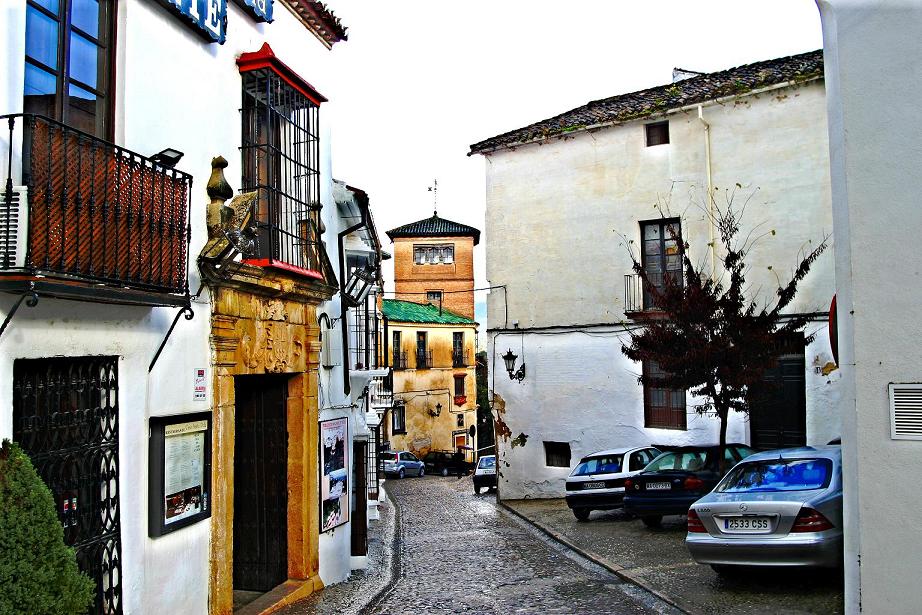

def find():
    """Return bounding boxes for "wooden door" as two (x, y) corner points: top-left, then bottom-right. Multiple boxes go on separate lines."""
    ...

(351, 441), (368, 557)
(749, 343), (807, 450)
(233, 375), (289, 592)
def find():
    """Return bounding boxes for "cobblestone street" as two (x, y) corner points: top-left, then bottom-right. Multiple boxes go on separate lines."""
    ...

(366, 476), (681, 615)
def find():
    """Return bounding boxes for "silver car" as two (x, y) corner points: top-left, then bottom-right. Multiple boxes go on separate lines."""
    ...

(686, 446), (842, 573)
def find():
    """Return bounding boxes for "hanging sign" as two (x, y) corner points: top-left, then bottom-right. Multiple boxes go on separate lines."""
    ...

(154, 0), (227, 44)
(233, 0), (273, 22)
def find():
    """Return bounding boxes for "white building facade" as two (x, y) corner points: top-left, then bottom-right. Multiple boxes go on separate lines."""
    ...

(0, 1), (384, 613)
(471, 50), (842, 500)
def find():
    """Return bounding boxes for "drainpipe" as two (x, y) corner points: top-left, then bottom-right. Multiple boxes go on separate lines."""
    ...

(338, 199), (371, 397)
(698, 105), (717, 281)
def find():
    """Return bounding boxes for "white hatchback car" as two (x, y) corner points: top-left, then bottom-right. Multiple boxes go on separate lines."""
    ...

(565, 446), (661, 521)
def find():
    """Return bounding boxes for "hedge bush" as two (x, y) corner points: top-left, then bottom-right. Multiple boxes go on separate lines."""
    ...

(0, 439), (95, 615)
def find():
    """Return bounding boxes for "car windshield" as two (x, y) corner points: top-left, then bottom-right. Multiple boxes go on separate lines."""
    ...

(571, 454), (623, 476)
(478, 456), (496, 469)
(380, 452), (396, 462)
(645, 451), (708, 472)
(717, 458), (834, 492)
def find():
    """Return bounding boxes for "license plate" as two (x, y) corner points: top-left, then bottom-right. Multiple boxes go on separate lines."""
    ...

(481, 469), (495, 475)
(647, 482), (671, 490)
(724, 516), (771, 532)
(583, 481), (607, 490)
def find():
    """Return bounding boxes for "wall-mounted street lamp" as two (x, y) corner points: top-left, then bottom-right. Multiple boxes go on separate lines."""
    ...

(428, 402), (443, 417)
(502, 349), (526, 382)
(343, 264), (376, 307)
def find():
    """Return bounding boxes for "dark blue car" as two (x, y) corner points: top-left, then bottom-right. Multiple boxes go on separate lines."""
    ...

(623, 444), (755, 528)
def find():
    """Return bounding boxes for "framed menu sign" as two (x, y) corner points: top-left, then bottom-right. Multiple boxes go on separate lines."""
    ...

(149, 412), (213, 537)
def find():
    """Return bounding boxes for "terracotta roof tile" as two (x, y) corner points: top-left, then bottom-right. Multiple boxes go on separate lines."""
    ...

(469, 49), (823, 155)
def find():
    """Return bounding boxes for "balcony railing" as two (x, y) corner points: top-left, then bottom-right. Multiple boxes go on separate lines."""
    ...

(452, 350), (470, 368)
(393, 351), (408, 370)
(1, 114), (191, 304)
(415, 349), (433, 369)
(368, 374), (392, 409)
(624, 273), (645, 314)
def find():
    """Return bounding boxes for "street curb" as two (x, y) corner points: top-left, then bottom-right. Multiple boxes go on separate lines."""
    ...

(358, 483), (402, 615)
(499, 501), (702, 615)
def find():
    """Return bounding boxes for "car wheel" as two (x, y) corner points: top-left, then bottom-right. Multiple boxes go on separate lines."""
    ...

(440, 467), (449, 477)
(641, 515), (662, 528)
(398, 468), (405, 479)
(474, 485), (482, 494)
(418, 466), (425, 477)
(573, 508), (591, 522)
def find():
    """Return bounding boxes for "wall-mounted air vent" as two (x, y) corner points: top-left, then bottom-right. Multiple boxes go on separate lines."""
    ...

(889, 383), (922, 440)
(0, 186), (28, 269)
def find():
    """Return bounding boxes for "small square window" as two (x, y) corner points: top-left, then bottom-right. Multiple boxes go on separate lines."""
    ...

(426, 290), (442, 303)
(645, 121), (670, 147)
(456, 413), (464, 428)
(544, 441), (571, 467)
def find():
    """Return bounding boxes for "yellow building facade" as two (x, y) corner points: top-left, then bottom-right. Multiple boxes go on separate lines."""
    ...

(383, 302), (478, 459)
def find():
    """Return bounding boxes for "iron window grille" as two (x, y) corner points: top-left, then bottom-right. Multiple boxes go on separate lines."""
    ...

(240, 66), (322, 277)
(413, 244), (453, 265)
(415, 349), (433, 370)
(393, 350), (408, 370)
(392, 404), (406, 435)
(349, 289), (380, 370)
(13, 356), (122, 614)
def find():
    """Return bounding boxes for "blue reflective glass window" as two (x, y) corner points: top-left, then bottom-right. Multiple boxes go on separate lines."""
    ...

(26, 6), (59, 69)
(24, 63), (57, 96)
(32, 0), (60, 12)
(69, 31), (98, 88)
(68, 82), (96, 102)
(71, 0), (99, 38)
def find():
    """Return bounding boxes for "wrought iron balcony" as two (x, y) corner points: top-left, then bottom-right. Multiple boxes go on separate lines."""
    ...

(415, 349), (433, 369)
(392, 351), (408, 370)
(349, 293), (381, 370)
(624, 273), (645, 315)
(452, 350), (471, 368)
(0, 114), (191, 305)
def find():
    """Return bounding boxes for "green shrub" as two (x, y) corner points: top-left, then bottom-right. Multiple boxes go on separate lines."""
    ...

(0, 439), (95, 615)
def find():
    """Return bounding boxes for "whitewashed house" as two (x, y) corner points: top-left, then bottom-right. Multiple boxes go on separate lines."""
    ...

(470, 50), (841, 500)
(0, 1), (387, 613)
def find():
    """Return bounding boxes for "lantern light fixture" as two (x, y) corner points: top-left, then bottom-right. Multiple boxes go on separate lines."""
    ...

(343, 264), (376, 307)
(502, 349), (525, 382)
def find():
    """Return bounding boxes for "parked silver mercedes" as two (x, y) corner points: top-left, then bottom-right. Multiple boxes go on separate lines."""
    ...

(686, 446), (842, 573)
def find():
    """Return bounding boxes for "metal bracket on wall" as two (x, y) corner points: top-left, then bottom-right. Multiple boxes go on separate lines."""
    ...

(0, 285), (39, 341)
(149, 304), (195, 372)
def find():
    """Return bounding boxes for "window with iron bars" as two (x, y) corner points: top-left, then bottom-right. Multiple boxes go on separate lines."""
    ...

(240, 67), (322, 276)
(349, 289), (380, 370)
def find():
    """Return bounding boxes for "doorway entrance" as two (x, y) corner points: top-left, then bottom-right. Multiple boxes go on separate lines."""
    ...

(749, 336), (807, 450)
(233, 374), (290, 592)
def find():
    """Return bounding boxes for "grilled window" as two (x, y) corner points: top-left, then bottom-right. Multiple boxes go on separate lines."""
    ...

(643, 359), (687, 429)
(414, 244), (453, 265)
(645, 121), (669, 146)
(544, 441), (571, 467)
(640, 219), (683, 309)
(24, 0), (114, 138)
(241, 65), (321, 276)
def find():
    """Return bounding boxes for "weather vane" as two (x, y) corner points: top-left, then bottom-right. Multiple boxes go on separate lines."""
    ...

(428, 179), (438, 216)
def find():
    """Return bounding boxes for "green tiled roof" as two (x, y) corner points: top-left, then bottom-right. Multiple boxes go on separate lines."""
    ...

(382, 299), (475, 325)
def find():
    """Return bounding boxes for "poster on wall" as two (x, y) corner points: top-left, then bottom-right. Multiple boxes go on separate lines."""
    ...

(320, 418), (349, 532)
(149, 413), (212, 537)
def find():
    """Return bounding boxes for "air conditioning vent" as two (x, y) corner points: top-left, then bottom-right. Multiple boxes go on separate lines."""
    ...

(889, 383), (922, 440)
(0, 185), (28, 269)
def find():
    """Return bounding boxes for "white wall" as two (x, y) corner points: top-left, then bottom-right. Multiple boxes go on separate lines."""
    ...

(0, 0), (356, 611)
(816, 2), (922, 612)
(483, 77), (839, 500)
(489, 330), (839, 500)
(485, 80), (833, 330)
